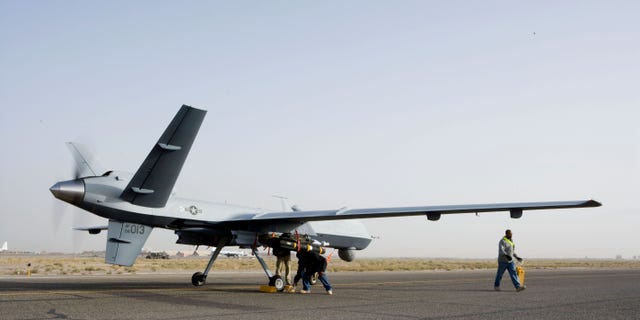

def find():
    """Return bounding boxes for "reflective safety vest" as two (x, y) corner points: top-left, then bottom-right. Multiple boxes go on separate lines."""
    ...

(503, 236), (515, 250)
(498, 236), (516, 263)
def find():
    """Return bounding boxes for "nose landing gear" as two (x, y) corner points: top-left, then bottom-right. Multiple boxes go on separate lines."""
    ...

(191, 242), (225, 287)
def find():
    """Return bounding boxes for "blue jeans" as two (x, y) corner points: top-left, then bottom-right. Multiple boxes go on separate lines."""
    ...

(302, 270), (333, 292)
(494, 261), (521, 288)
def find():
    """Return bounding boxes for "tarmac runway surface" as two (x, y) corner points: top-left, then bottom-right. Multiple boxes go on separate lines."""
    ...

(1, 268), (638, 320)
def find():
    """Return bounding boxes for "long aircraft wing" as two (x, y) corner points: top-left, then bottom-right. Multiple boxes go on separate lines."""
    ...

(120, 105), (207, 208)
(225, 199), (600, 224)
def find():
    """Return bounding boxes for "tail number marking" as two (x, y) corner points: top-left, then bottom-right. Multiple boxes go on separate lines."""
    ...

(124, 223), (145, 235)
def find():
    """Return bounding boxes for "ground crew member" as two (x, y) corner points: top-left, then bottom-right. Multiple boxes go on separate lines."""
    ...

(292, 250), (305, 290)
(300, 250), (333, 295)
(273, 245), (292, 286)
(494, 229), (526, 292)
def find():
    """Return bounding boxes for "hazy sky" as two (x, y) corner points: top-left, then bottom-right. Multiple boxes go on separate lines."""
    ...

(1, 1), (638, 259)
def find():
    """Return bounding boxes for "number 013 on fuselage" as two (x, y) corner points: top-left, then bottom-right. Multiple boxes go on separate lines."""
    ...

(49, 105), (601, 291)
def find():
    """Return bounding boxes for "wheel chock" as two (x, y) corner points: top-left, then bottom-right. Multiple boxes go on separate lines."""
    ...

(259, 285), (278, 293)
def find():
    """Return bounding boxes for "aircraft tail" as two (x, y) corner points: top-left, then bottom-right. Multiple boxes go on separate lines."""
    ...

(105, 220), (153, 266)
(120, 105), (207, 208)
(0, 241), (7, 251)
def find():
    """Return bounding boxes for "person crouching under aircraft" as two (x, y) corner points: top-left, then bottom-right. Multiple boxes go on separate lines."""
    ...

(299, 250), (333, 295)
(293, 250), (305, 290)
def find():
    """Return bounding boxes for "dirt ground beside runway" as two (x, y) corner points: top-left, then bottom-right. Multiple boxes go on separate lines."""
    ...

(2, 253), (639, 277)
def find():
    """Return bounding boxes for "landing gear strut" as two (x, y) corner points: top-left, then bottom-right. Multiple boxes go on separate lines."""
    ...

(191, 242), (225, 287)
(252, 247), (286, 292)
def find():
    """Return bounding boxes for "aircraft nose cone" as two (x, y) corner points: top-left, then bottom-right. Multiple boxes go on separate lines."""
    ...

(50, 179), (85, 205)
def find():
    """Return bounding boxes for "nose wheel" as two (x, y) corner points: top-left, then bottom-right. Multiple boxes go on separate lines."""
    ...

(192, 272), (206, 286)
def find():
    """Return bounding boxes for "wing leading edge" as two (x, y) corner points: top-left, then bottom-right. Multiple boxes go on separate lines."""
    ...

(228, 199), (601, 224)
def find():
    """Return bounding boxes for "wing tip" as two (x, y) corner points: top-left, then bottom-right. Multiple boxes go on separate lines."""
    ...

(584, 199), (602, 207)
(181, 104), (208, 113)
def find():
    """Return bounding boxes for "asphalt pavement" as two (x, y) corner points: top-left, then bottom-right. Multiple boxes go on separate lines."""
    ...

(1, 268), (639, 320)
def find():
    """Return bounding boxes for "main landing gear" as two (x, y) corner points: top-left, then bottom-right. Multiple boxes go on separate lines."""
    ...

(251, 247), (286, 292)
(190, 244), (285, 291)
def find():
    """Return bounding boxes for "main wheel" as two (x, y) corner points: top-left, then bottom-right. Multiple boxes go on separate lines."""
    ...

(191, 272), (207, 286)
(270, 275), (285, 292)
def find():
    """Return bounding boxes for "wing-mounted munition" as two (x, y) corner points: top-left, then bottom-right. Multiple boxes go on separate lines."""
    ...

(50, 104), (602, 292)
(259, 233), (330, 255)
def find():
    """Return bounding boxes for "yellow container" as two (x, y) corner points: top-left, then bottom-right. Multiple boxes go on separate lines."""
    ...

(516, 266), (525, 285)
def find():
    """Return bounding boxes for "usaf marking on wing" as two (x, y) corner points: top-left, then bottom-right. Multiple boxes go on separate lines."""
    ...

(50, 105), (601, 291)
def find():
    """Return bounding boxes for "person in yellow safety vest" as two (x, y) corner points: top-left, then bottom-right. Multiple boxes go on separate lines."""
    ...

(494, 229), (526, 292)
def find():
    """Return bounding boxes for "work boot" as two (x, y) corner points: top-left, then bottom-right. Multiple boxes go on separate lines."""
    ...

(516, 285), (526, 292)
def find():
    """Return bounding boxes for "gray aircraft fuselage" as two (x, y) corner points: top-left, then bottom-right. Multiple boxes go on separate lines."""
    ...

(50, 170), (372, 251)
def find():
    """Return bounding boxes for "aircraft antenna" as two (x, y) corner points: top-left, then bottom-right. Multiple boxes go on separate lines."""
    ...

(272, 195), (289, 211)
